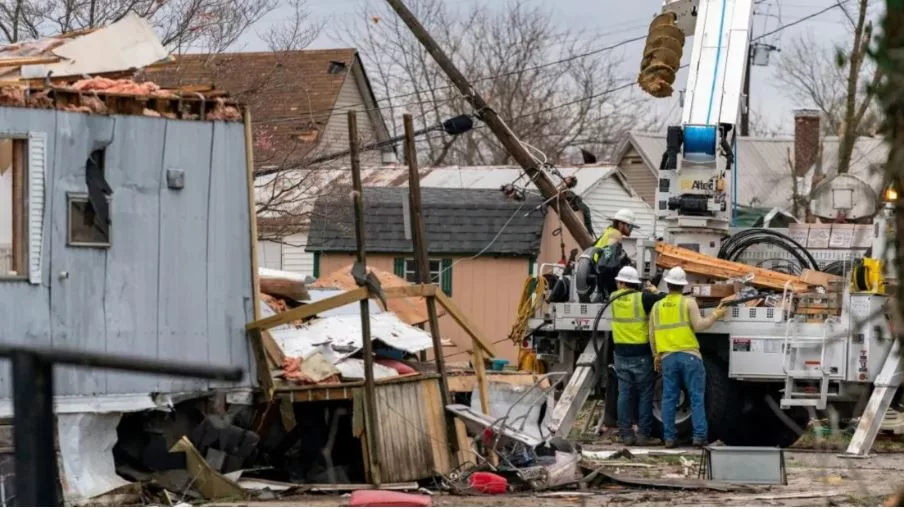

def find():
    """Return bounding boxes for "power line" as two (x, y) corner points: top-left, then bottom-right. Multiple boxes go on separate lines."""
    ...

(265, 31), (650, 125)
(752, 0), (852, 41)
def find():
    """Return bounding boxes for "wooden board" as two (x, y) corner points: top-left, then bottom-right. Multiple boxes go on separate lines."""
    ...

(311, 265), (443, 325)
(656, 242), (809, 292)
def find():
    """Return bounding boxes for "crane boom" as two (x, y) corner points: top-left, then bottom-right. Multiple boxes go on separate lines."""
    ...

(642, 0), (755, 257)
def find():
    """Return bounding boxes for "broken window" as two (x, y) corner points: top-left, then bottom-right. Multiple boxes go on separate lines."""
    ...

(0, 138), (28, 278)
(393, 257), (453, 296)
(69, 149), (112, 247)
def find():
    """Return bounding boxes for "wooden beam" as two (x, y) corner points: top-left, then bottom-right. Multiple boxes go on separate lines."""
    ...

(404, 113), (457, 462)
(434, 291), (497, 357)
(260, 329), (285, 366)
(349, 110), (382, 486)
(243, 106), (262, 321)
(382, 284), (436, 299)
(246, 287), (368, 331)
(248, 328), (275, 397)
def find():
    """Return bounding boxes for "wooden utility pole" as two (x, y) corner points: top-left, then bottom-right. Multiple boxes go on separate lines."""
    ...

(349, 110), (382, 485)
(403, 114), (459, 459)
(383, 0), (595, 249)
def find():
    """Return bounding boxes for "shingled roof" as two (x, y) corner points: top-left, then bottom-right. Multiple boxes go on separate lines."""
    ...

(307, 187), (545, 256)
(146, 49), (371, 168)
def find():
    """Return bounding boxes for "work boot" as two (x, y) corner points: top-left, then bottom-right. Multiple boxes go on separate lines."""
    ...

(692, 438), (707, 448)
(622, 436), (637, 446)
(664, 440), (677, 449)
(636, 436), (663, 446)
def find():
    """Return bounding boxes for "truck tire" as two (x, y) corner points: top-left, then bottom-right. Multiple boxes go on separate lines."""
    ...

(728, 392), (809, 448)
(652, 355), (739, 443)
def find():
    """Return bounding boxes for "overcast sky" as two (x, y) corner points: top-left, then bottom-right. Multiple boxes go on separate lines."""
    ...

(238, 0), (881, 135)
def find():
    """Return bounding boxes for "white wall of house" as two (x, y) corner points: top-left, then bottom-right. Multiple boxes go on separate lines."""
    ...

(257, 240), (282, 270)
(583, 176), (659, 237)
(281, 232), (314, 276)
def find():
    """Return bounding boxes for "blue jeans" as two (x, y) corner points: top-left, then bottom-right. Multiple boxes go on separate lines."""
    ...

(661, 352), (707, 442)
(614, 353), (654, 439)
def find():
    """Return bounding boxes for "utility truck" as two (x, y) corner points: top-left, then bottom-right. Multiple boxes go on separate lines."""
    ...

(524, 0), (901, 454)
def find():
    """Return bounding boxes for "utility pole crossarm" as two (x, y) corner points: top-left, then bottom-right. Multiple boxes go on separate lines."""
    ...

(383, 0), (596, 249)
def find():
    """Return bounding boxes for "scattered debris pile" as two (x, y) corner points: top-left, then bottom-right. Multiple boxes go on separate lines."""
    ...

(259, 266), (438, 385)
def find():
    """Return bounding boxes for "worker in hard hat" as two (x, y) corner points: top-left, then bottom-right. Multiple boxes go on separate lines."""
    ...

(593, 208), (638, 262)
(650, 266), (728, 448)
(610, 265), (666, 446)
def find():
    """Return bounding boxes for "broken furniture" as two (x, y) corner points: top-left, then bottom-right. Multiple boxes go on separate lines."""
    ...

(698, 445), (787, 485)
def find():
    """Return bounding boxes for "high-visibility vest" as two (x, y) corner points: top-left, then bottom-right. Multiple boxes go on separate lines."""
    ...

(610, 289), (648, 345)
(592, 226), (619, 263)
(651, 293), (699, 353)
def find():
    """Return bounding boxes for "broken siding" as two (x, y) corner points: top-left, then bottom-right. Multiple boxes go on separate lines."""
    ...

(311, 63), (382, 167)
(0, 109), (255, 398)
(617, 146), (657, 206)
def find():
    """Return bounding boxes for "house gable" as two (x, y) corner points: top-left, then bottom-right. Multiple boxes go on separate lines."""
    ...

(615, 136), (658, 206)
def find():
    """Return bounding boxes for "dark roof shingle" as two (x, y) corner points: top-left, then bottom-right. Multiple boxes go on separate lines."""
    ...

(307, 187), (544, 256)
(146, 49), (359, 168)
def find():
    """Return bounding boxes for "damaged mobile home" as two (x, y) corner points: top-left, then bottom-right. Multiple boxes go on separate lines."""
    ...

(0, 13), (254, 504)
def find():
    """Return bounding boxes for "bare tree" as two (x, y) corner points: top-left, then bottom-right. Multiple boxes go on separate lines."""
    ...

(775, 0), (881, 174)
(0, 0), (319, 54)
(335, 0), (656, 166)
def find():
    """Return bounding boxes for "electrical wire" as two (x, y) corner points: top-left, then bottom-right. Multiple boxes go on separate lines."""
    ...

(718, 228), (820, 273)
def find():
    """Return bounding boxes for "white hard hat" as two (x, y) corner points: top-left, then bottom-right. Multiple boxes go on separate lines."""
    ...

(615, 266), (642, 285)
(610, 208), (638, 227)
(663, 267), (689, 286)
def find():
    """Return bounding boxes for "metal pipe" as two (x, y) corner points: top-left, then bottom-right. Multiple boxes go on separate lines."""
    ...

(0, 345), (242, 381)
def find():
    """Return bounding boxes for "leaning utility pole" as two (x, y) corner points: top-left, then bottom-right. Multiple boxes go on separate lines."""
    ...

(383, 0), (595, 249)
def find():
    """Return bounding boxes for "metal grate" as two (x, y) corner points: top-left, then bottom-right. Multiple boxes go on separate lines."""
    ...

(749, 308), (756, 318)
(766, 308), (774, 319)
(580, 304), (588, 314)
(732, 307), (740, 318)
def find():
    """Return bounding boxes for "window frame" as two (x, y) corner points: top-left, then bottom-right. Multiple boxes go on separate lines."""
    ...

(394, 256), (453, 296)
(66, 192), (112, 248)
(0, 137), (29, 281)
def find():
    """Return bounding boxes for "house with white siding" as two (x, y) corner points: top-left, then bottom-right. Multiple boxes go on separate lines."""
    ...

(148, 49), (395, 277)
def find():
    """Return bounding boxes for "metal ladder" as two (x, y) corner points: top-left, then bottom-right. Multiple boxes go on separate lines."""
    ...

(779, 283), (833, 410)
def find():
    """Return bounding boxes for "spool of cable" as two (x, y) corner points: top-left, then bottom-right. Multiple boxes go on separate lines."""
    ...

(683, 124), (717, 163)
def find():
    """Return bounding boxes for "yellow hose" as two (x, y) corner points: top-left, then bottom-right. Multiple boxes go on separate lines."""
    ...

(508, 275), (547, 373)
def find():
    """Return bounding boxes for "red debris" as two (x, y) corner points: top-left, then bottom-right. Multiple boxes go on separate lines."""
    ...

(375, 358), (417, 375)
(468, 471), (508, 494)
(349, 490), (430, 507)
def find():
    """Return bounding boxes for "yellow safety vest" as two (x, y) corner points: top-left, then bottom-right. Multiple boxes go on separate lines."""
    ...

(592, 226), (619, 263)
(610, 289), (648, 345)
(652, 293), (699, 353)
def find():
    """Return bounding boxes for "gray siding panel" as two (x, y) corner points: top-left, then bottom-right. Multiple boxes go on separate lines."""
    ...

(208, 122), (254, 387)
(158, 121), (213, 392)
(0, 108), (255, 399)
(104, 117), (166, 394)
(50, 113), (108, 395)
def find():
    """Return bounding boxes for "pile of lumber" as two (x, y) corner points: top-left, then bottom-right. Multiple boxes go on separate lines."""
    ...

(656, 242), (809, 292)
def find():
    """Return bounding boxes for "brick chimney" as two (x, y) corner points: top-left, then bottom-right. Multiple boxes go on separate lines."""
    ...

(793, 109), (820, 176)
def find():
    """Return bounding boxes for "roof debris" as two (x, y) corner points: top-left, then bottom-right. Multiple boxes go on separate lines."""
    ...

(0, 13), (242, 121)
